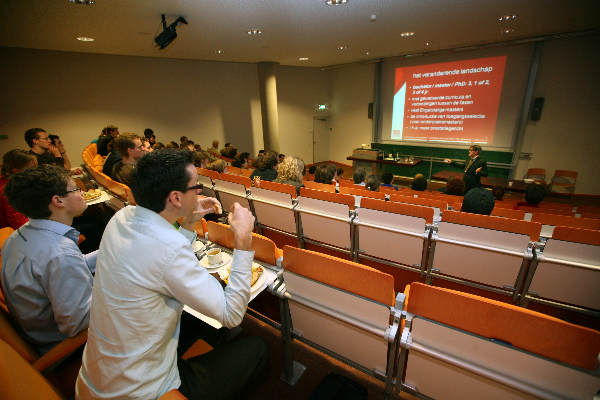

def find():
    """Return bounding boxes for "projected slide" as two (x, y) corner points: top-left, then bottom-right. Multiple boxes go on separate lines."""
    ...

(391, 56), (507, 144)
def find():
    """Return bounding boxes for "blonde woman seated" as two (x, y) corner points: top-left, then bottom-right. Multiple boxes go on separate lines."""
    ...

(275, 156), (305, 194)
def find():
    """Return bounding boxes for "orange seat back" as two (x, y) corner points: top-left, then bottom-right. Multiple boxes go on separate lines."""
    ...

(216, 173), (252, 189)
(551, 226), (600, 246)
(255, 180), (297, 198)
(491, 207), (525, 220)
(239, 168), (254, 177)
(360, 197), (434, 224)
(389, 193), (446, 211)
(442, 209), (541, 241)
(283, 246), (395, 306)
(405, 282), (600, 371)
(302, 180), (336, 193)
(207, 221), (282, 265)
(0, 309), (39, 364)
(299, 187), (355, 210)
(197, 168), (220, 180)
(532, 212), (600, 230)
(339, 186), (386, 200)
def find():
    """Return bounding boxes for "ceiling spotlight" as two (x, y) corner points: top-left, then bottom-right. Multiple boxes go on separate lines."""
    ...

(247, 29), (262, 36)
(69, 0), (95, 5)
(299, 57), (309, 61)
(154, 14), (188, 50)
(364, 50), (370, 56)
(337, 45), (347, 51)
(425, 41), (431, 46)
(325, 0), (347, 5)
(502, 28), (515, 34)
(498, 14), (517, 22)
(400, 32), (415, 37)
(215, 50), (224, 55)
(76, 36), (95, 42)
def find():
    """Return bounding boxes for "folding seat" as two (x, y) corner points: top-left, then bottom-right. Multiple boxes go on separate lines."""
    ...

(248, 180), (298, 242)
(389, 193), (446, 221)
(491, 207), (525, 220)
(396, 282), (600, 400)
(521, 226), (600, 316)
(523, 167), (546, 183)
(429, 210), (541, 302)
(295, 187), (355, 257)
(302, 180), (336, 193)
(212, 173), (252, 212)
(532, 212), (600, 231)
(273, 246), (403, 397)
(339, 185), (386, 201)
(196, 168), (219, 198)
(550, 169), (577, 194)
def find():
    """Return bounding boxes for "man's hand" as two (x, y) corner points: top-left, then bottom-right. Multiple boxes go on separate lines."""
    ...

(475, 167), (482, 173)
(180, 197), (221, 231)
(228, 203), (254, 251)
(49, 144), (62, 157)
(443, 158), (452, 163)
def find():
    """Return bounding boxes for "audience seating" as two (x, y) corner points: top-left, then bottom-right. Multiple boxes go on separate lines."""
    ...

(302, 180), (336, 193)
(196, 168), (219, 198)
(389, 193), (446, 220)
(212, 173), (252, 212)
(550, 169), (578, 194)
(337, 178), (355, 188)
(429, 210), (541, 302)
(207, 221), (283, 266)
(491, 207), (526, 220)
(522, 226), (600, 316)
(295, 188), (355, 256)
(81, 143), (104, 171)
(532, 212), (600, 230)
(249, 181), (298, 241)
(396, 282), (600, 400)
(339, 185), (386, 200)
(274, 246), (403, 396)
(524, 167), (546, 183)
(239, 168), (254, 177)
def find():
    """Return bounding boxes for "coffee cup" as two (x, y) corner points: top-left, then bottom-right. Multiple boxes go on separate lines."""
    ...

(207, 248), (223, 265)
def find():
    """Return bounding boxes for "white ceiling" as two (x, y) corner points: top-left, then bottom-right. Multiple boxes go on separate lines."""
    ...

(1, 0), (598, 67)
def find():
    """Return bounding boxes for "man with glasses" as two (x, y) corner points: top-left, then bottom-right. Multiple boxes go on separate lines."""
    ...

(1, 165), (96, 354)
(111, 133), (145, 186)
(77, 149), (268, 399)
(24, 128), (69, 169)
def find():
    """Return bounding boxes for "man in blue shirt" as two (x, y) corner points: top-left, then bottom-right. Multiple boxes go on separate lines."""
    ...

(1, 165), (97, 354)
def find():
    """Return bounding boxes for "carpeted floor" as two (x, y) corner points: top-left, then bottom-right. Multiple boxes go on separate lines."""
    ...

(239, 312), (417, 400)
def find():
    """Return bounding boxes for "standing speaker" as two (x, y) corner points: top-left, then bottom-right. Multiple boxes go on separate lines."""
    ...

(368, 102), (374, 119)
(530, 97), (545, 121)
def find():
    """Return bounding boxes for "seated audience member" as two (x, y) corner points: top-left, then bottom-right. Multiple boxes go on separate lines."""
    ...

(353, 168), (367, 186)
(102, 137), (122, 177)
(250, 151), (278, 182)
(445, 178), (466, 196)
(492, 185), (505, 201)
(308, 165), (317, 175)
(278, 153), (285, 164)
(1, 165), (96, 354)
(142, 138), (153, 153)
(24, 128), (68, 169)
(208, 140), (220, 155)
(153, 142), (166, 151)
(112, 133), (145, 186)
(275, 156), (305, 192)
(194, 144), (202, 151)
(206, 158), (226, 173)
(231, 152), (250, 169)
(48, 134), (73, 171)
(221, 145), (238, 159)
(144, 128), (156, 146)
(335, 167), (345, 180)
(76, 149), (268, 399)
(179, 136), (188, 147)
(515, 182), (546, 209)
(193, 150), (213, 169)
(0, 150), (37, 229)
(461, 187), (495, 215)
(314, 164), (336, 185)
(380, 172), (398, 190)
(166, 141), (179, 149)
(365, 174), (380, 191)
(182, 140), (196, 152)
(411, 173), (427, 191)
(96, 125), (119, 157)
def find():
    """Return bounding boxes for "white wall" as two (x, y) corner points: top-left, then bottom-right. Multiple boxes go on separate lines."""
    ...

(277, 66), (330, 163)
(328, 63), (375, 163)
(515, 35), (600, 194)
(0, 47), (263, 165)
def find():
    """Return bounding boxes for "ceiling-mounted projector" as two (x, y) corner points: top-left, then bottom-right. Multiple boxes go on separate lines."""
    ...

(154, 14), (188, 50)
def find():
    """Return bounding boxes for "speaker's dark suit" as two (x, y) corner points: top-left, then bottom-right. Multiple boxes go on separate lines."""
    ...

(452, 156), (488, 192)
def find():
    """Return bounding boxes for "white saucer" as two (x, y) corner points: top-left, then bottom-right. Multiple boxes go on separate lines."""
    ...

(193, 240), (206, 253)
(198, 251), (232, 272)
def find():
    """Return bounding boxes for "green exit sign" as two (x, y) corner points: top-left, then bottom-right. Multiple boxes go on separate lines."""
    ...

(0, 134), (8, 140)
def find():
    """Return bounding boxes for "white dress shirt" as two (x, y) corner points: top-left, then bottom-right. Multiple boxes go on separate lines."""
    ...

(76, 205), (254, 399)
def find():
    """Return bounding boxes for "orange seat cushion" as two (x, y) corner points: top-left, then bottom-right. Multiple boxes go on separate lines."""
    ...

(442, 210), (541, 241)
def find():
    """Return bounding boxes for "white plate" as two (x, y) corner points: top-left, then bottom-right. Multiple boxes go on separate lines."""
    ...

(218, 262), (266, 293)
(193, 240), (206, 253)
(198, 251), (232, 272)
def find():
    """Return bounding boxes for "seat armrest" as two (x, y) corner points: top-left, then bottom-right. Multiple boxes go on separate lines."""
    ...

(32, 329), (88, 372)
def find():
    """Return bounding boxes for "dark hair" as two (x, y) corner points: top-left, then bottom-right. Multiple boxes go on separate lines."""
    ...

(231, 152), (250, 168)
(255, 151), (278, 170)
(336, 168), (344, 178)
(101, 125), (118, 137)
(166, 141), (179, 149)
(315, 164), (335, 184)
(1, 149), (36, 177)
(144, 128), (154, 137)
(470, 145), (482, 153)
(353, 168), (366, 184)
(153, 142), (165, 150)
(525, 183), (546, 205)
(382, 172), (394, 185)
(114, 134), (141, 158)
(221, 146), (238, 158)
(365, 174), (380, 191)
(206, 159), (226, 173)
(5, 165), (69, 219)
(180, 136), (188, 143)
(48, 134), (60, 146)
(24, 128), (46, 148)
(492, 185), (505, 201)
(411, 174), (427, 191)
(131, 149), (193, 213)
(445, 178), (465, 196)
(278, 154), (285, 161)
(308, 165), (317, 174)
(461, 187), (495, 215)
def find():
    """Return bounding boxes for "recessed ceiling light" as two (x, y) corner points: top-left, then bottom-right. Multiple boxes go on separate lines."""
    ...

(337, 45), (347, 51)
(298, 57), (309, 61)
(364, 50), (370, 56)
(498, 14), (517, 22)
(215, 50), (224, 55)
(325, 0), (347, 5)
(76, 36), (95, 42)
(502, 28), (515, 34)
(247, 29), (262, 36)
(425, 41), (431, 46)
(400, 32), (415, 37)
(69, 0), (95, 4)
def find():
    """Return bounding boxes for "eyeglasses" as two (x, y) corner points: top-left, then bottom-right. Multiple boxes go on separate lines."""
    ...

(61, 187), (83, 196)
(37, 136), (51, 142)
(182, 184), (203, 192)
